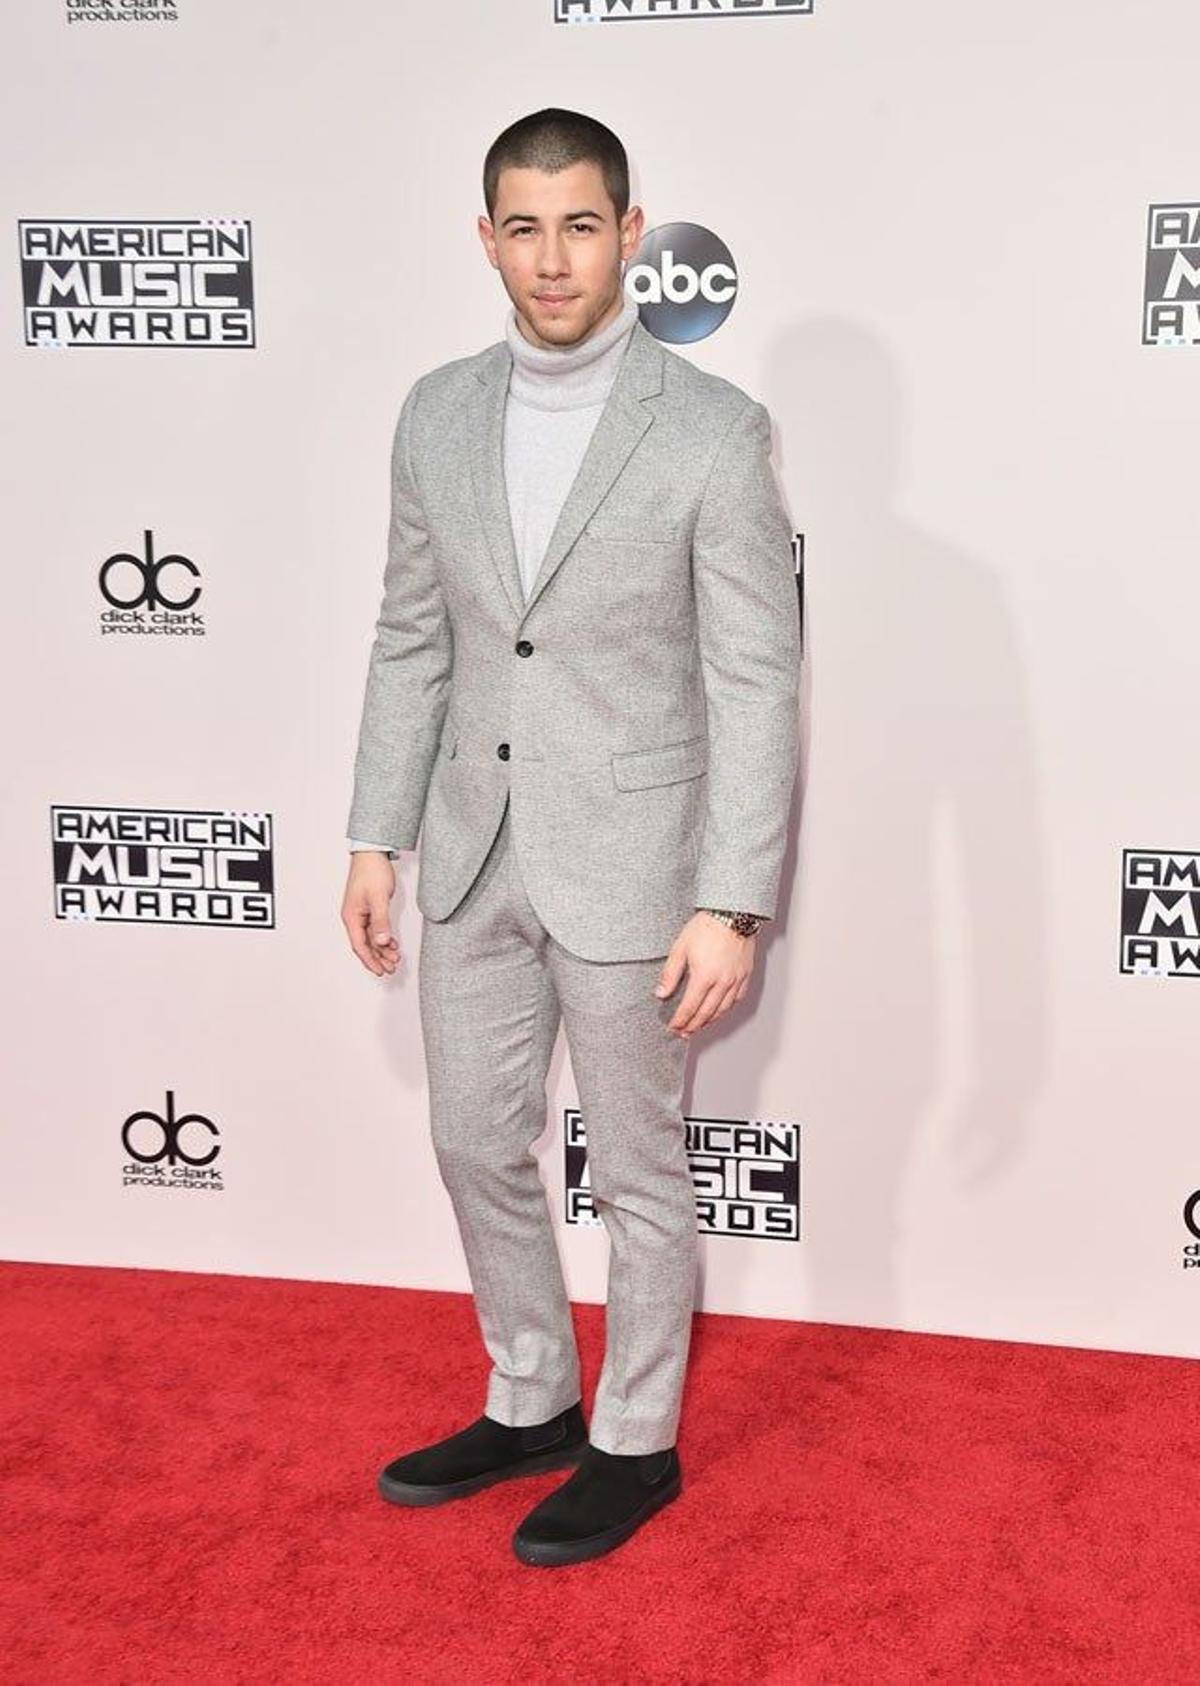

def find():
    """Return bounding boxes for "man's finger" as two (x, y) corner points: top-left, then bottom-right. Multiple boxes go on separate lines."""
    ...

(365, 902), (400, 972)
(701, 978), (742, 1031)
(344, 909), (384, 975)
(669, 973), (721, 1033)
(342, 900), (397, 975)
(654, 943), (685, 998)
(674, 975), (740, 1035)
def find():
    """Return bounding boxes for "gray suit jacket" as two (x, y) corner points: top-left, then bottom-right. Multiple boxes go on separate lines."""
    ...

(347, 317), (802, 962)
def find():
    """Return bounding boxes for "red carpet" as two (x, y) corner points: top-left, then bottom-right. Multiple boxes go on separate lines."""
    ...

(2, 1260), (1197, 1683)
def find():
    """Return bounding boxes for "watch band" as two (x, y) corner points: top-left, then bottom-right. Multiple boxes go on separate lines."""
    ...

(698, 907), (764, 938)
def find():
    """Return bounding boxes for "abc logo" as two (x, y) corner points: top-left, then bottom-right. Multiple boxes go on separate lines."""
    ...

(625, 222), (738, 345)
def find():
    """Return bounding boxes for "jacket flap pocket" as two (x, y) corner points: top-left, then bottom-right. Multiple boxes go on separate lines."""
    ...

(584, 519), (680, 546)
(611, 734), (708, 791)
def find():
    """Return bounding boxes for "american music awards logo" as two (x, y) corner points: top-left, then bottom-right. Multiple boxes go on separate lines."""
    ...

(1143, 203), (1200, 346)
(19, 218), (255, 348)
(99, 528), (206, 638)
(1120, 849), (1200, 977)
(555, 0), (813, 21)
(565, 1108), (800, 1240)
(51, 806), (275, 927)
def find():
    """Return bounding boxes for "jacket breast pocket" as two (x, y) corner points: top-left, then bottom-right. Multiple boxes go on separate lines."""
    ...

(584, 517), (681, 547)
(611, 733), (708, 791)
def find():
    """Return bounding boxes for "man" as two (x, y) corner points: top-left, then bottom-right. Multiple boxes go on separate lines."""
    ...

(341, 108), (801, 1567)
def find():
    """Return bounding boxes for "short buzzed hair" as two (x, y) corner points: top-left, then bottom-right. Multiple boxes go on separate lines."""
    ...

(483, 108), (629, 224)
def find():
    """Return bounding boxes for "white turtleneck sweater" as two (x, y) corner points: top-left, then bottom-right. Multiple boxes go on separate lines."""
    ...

(502, 290), (639, 601)
(349, 292), (640, 856)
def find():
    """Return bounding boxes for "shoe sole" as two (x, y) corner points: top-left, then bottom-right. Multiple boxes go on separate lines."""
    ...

(511, 1469), (682, 1566)
(377, 1440), (587, 1508)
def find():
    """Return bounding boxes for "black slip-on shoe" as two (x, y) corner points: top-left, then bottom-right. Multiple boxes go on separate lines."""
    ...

(511, 1443), (682, 1566)
(377, 1402), (588, 1507)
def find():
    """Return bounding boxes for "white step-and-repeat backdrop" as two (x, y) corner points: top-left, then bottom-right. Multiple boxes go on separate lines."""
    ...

(4, 0), (1198, 1360)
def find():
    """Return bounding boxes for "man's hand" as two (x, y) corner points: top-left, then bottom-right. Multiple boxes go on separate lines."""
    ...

(341, 852), (400, 976)
(654, 911), (756, 1037)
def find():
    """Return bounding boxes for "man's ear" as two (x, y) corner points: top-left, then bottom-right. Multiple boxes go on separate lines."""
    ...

(621, 205), (644, 261)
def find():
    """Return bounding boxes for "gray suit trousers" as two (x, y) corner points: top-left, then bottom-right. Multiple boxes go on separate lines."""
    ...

(417, 796), (698, 1456)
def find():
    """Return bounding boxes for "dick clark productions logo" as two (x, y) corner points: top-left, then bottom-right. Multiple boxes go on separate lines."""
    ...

(121, 1090), (224, 1191)
(1183, 1189), (1200, 1270)
(99, 528), (206, 637)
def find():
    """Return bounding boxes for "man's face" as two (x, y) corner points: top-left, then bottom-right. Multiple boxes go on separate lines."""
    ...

(478, 159), (644, 350)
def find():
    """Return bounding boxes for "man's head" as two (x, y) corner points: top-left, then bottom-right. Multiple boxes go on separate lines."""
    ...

(479, 108), (644, 350)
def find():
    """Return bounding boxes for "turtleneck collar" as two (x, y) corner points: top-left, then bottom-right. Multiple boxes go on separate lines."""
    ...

(504, 291), (639, 412)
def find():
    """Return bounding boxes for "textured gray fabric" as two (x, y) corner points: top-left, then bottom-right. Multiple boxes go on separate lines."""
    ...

(418, 799), (695, 1456)
(348, 319), (802, 1453)
(347, 299), (636, 856)
(345, 315), (802, 963)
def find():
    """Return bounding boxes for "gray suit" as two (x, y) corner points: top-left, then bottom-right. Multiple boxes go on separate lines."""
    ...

(348, 317), (801, 1453)
(348, 317), (801, 961)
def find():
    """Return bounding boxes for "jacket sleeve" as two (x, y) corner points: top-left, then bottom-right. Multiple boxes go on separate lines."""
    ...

(690, 399), (802, 919)
(345, 376), (455, 851)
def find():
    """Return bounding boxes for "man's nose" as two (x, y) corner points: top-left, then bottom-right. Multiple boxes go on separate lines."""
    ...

(537, 238), (569, 276)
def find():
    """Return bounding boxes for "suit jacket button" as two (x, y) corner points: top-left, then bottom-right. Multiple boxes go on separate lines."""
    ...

(515, 639), (533, 656)
(497, 742), (510, 760)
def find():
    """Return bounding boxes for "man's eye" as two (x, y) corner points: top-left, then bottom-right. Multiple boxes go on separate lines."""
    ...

(509, 224), (596, 236)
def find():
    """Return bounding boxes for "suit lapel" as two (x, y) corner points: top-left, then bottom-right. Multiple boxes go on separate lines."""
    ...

(466, 317), (664, 622)
(466, 345), (525, 619)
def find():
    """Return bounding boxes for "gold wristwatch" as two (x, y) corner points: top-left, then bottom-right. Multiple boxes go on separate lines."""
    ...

(698, 907), (764, 938)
